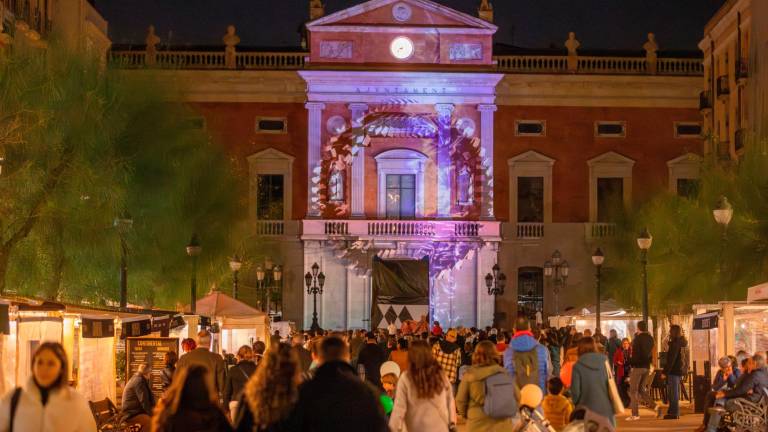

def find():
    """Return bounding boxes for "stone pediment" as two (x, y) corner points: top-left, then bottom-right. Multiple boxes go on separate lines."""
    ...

(307, 0), (497, 33)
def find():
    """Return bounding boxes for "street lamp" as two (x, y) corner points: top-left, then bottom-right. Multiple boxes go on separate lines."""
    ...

(229, 255), (242, 299)
(591, 248), (605, 333)
(713, 196), (733, 299)
(255, 265), (266, 310)
(114, 211), (133, 308)
(304, 262), (325, 332)
(186, 234), (202, 314)
(273, 265), (283, 316)
(485, 263), (506, 296)
(637, 228), (652, 324)
(544, 250), (569, 316)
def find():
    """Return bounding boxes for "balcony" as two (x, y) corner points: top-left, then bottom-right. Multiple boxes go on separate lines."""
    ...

(255, 220), (299, 237)
(301, 219), (502, 241)
(699, 90), (712, 112)
(716, 75), (730, 99)
(586, 223), (617, 239)
(516, 223), (545, 239)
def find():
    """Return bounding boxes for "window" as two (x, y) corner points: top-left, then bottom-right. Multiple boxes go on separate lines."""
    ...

(255, 117), (288, 134)
(517, 177), (544, 222)
(674, 122), (703, 138)
(456, 166), (473, 205)
(676, 178), (700, 199)
(328, 163), (345, 202)
(517, 267), (544, 320)
(597, 178), (624, 222)
(385, 174), (416, 219)
(595, 121), (626, 138)
(374, 149), (427, 218)
(515, 120), (546, 137)
(256, 175), (284, 220)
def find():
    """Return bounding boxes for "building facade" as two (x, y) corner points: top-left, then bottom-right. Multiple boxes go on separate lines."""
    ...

(111, 0), (705, 330)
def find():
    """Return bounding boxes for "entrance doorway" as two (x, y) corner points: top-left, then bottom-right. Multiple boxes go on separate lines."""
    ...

(517, 267), (544, 320)
(371, 256), (429, 330)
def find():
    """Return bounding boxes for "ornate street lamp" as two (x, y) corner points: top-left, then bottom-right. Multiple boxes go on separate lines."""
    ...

(114, 211), (133, 308)
(229, 255), (242, 299)
(713, 196), (734, 299)
(273, 265), (283, 316)
(485, 263), (506, 296)
(255, 265), (266, 310)
(591, 248), (605, 333)
(186, 234), (202, 314)
(304, 262), (325, 332)
(544, 250), (569, 316)
(637, 228), (652, 324)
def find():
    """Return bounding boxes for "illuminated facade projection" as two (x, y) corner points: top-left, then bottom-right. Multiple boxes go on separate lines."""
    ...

(112, 0), (705, 330)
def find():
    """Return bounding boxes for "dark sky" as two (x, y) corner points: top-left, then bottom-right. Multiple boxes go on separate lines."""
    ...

(96, 0), (726, 51)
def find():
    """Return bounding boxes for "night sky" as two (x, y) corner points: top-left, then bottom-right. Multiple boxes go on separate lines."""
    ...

(97, 0), (726, 51)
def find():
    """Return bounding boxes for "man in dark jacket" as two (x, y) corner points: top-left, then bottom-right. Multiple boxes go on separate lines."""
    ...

(705, 354), (768, 432)
(293, 333), (313, 372)
(176, 330), (227, 400)
(224, 345), (258, 419)
(356, 331), (386, 389)
(121, 363), (155, 431)
(628, 320), (660, 420)
(661, 325), (687, 419)
(292, 336), (388, 432)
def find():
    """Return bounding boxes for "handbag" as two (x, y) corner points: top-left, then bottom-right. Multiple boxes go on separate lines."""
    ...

(604, 360), (625, 415)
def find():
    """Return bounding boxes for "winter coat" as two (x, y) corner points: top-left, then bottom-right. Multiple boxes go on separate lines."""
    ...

(224, 360), (257, 405)
(559, 346), (579, 387)
(503, 331), (551, 393)
(389, 370), (456, 432)
(292, 361), (388, 432)
(612, 348), (631, 382)
(176, 348), (227, 396)
(542, 394), (573, 431)
(663, 337), (688, 377)
(154, 405), (232, 432)
(0, 379), (97, 432)
(712, 368), (740, 391)
(161, 366), (175, 391)
(294, 345), (313, 373)
(455, 364), (516, 432)
(724, 367), (768, 403)
(121, 373), (155, 419)
(571, 352), (615, 427)
(358, 343), (387, 389)
(432, 340), (462, 384)
(605, 337), (621, 363)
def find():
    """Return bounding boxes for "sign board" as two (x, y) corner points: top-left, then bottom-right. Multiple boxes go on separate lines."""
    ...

(692, 312), (718, 330)
(126, 337), (178, 400)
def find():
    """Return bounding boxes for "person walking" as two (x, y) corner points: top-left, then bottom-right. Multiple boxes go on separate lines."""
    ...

(224, 345), (258, 419)
(456, 340), (516, 432)
(234, 343), (301, 432)
(291, 336), (388, 431)
(605, 330), (621, 368)
(570, 336), (616, 427)
(292, 334), (313, 373)
(161, 351), (178, 391)
(432, 328), (462, 392)
(357, 331), (387, 389)
(151, 365), (232, 432)
(389, 338), (410, 373)
(612, 338), (632, 407)
(121, 363), (156, 431)
(662, 325), (687, 419)
(0, 342), (96, 432)
(627, 321), (660, 420)
(504, 317), (551, 393)
(176, 330), (227, 400)
(389, 340), (457, 432)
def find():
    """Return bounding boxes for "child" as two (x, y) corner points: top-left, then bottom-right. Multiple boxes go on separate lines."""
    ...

(542, 377), (573, 431)
(379, 361), (401, 417)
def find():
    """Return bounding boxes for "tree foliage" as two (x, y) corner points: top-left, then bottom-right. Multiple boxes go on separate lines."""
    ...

(0, 47), (244, 308)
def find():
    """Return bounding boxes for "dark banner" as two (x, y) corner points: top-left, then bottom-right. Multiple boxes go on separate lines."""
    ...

(692, 313), (718, 330)
(371, 257), (429, 329)
(0, 304), (8, 335)
(81, 318), (115, 338)
(121, 319), (152, 339)
(152, 317), (170, 337)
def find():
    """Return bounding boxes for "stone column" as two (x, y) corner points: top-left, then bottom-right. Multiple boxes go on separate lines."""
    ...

(349, 103), (368, 219)
(305, 102), (325, 218)
(478, 104), (497, 220)
(435, 104), (454, 218)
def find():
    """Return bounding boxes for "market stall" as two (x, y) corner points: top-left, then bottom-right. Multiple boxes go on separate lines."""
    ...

(195, 291), (269, 355)
(548, 299), (649, 339)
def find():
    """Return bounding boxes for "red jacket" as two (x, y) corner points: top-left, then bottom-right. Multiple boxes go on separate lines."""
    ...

(613, 347), (632, 382)
(431, 324), (443, 336)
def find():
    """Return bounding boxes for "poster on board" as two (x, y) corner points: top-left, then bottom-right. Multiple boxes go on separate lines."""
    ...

(126, 337), (178, 400)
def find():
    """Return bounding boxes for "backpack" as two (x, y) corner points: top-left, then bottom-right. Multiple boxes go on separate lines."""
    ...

(483, 371), (518, 419)
(513, 348), (540, 388)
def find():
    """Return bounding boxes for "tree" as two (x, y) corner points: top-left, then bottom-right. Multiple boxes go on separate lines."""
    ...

(0, 47), (244, 308)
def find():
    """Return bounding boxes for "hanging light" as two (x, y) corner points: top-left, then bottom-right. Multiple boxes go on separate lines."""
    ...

(591, 248), (605, 267)
(713, 195), (734, 227)
(229, 255), (243, 272)
(637, 228), (653, 250)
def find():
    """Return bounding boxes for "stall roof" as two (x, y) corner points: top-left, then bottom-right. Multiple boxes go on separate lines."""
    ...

(747, 282), (768, 302)
(195, 291), (266, 318)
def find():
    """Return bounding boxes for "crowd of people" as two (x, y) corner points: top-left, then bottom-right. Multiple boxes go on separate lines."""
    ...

(2, 317), (768, 432)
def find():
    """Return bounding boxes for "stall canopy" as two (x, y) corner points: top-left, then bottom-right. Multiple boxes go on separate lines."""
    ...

(747, 282), (768, 302)
(194, 291), (269, 347)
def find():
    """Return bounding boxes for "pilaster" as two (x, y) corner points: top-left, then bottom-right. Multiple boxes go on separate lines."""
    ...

(478, 104), (497, 220)
(305, 102), (325, 218)
(435, 103), (455, 218)
(349, 103), (368, 219)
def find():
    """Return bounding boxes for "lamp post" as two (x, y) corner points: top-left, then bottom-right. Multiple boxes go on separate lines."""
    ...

(485, 264), (507, 327)
(713, 196), (734, 299)
(114, 212), (133, 308)
(186, 234), (202, 314)
(591, 248), (605, 333)
(255, 265), (266, 311)
(544, 250), (569, 316)
(273, 265), (283, 316)
(637, 228), (652, 324)
(304, 262), (325, 332)
(229, 255), (242, 299)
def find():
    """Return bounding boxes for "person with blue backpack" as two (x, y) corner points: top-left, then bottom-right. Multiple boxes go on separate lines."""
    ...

(456, 340), (518, 431)
(504, 318), (552, 394)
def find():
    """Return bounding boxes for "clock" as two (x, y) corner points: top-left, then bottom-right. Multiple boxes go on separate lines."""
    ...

(392, 2), (412, 22)
(390, 36), (414, 60)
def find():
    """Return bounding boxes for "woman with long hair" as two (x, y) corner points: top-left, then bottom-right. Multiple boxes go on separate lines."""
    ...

(234, 342), (301, 432)
(662, 325), (688, 419)
(570, 336), (616, 427)
(388, 339), (456, 432)
(0, 342), (96, 432)
(151, 365), (232, 432)
(161, 351), (178, 391)
(456, 340), (515, 432)
(612, 338), (632, 406)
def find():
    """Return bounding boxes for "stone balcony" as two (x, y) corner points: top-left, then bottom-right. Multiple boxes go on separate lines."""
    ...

(301, 219), (502, 242)
(510, 222), (618, 241)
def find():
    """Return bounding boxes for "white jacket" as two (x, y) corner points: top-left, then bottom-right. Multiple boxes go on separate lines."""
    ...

(0, 379), (97, 432)
(389, 371), (456, 432)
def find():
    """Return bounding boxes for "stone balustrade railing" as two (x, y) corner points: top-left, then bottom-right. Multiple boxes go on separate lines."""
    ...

(302, 219), (501, 240)
(516, 222), (545, 239)
(255, 220), (299, 236)
(109, 49), (702, 76)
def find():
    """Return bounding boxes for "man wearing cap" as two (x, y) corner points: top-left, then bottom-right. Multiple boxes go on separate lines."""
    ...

(432, 328), (462, 392)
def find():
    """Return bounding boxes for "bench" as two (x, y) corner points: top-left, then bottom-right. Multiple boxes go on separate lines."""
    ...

(718, 388), (768, 432)
(88, 398), (142, 432)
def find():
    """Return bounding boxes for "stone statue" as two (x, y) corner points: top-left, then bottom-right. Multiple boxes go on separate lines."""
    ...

(145, 25), (161, 66)
(310, 0), (325, 20)
(478, 0), (493, 23)
(565, 32), (580, 72)
(643, 32), (659, 74)
(223, 25), (240, 69)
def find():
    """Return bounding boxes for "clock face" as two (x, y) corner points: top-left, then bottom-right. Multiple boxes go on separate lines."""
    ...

(392, 2), (412, 22)
(390, 36), (414, 60)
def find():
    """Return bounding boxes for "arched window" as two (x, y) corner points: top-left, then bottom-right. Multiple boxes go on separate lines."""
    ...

(456, 165), (473, 205)
(328, 163), (345, 202)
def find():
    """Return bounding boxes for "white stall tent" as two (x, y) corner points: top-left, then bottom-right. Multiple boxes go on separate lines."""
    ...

(195, 291), (269, 355)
